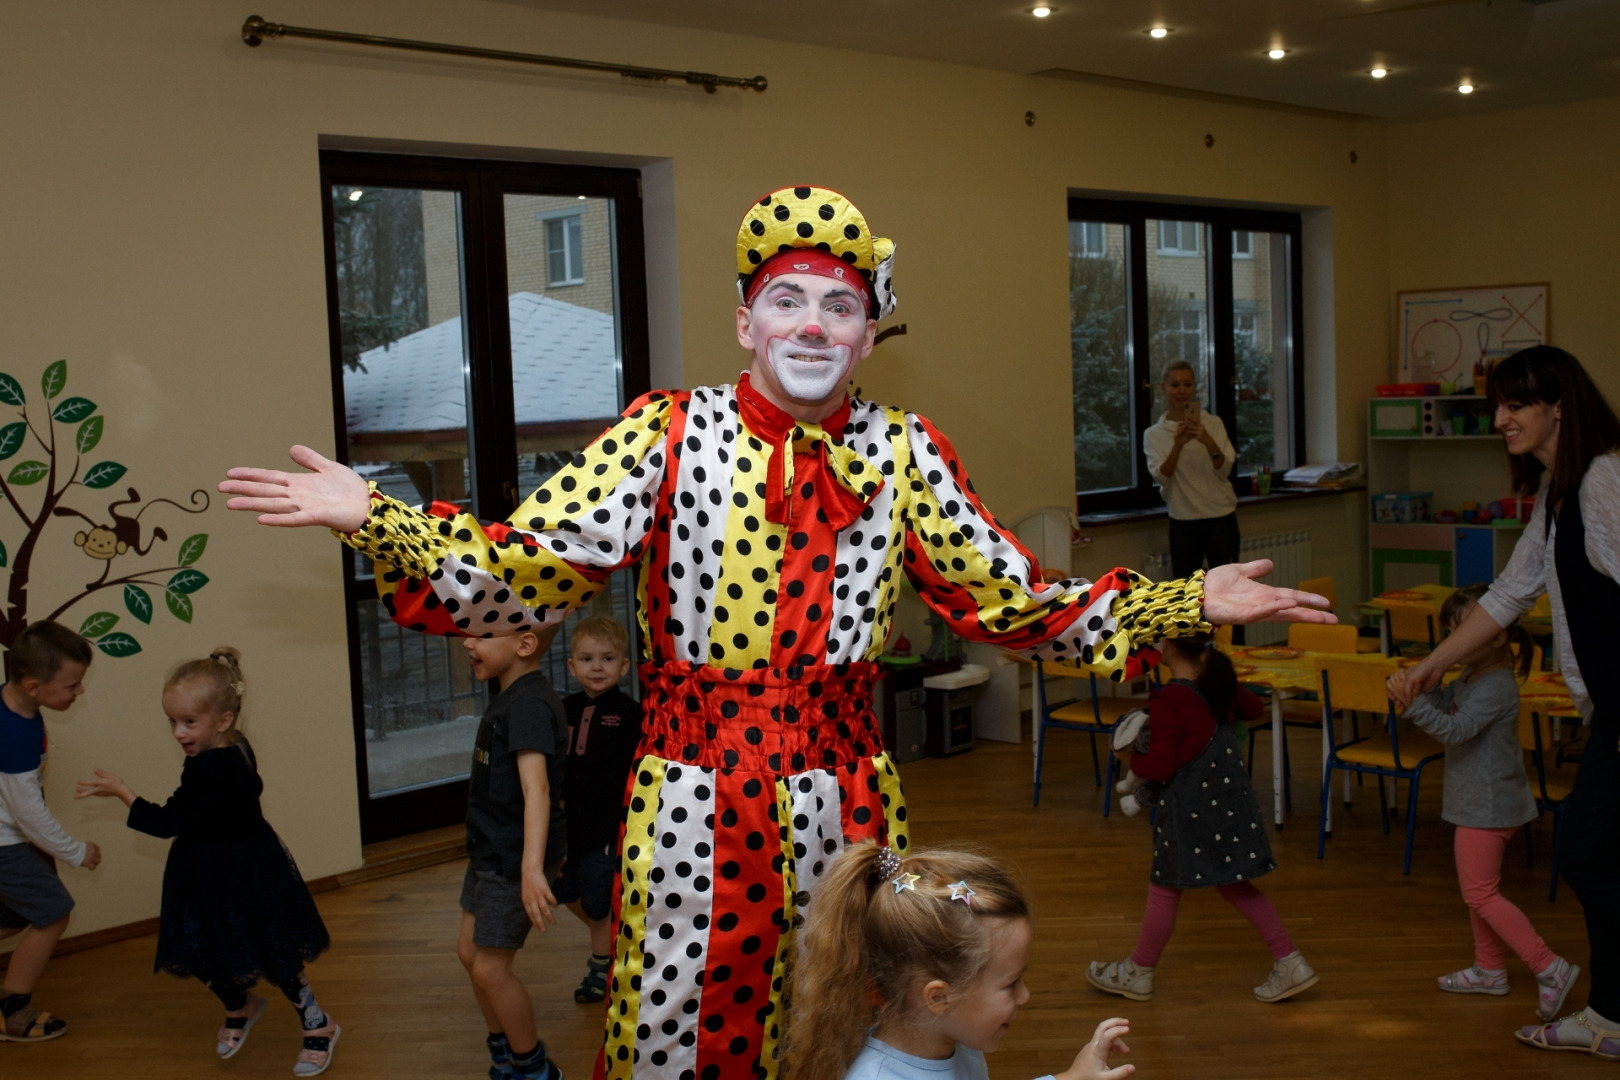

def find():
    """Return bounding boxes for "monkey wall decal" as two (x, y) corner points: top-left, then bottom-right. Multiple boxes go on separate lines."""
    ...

(53, 487), (210, 586)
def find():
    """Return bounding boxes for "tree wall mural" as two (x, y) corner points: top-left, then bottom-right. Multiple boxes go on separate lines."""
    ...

(0, 360), (209, 657)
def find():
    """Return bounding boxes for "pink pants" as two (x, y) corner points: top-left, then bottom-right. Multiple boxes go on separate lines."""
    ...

(1131, 881), (1294, 968)
(1455, 825), (1555, 972)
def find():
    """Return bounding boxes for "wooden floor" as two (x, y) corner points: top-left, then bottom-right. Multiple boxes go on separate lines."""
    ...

(7, 725), (1607, 1078)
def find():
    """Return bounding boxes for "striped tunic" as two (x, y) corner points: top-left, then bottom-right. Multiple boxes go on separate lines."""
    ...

(343, 374), (1206, 1079)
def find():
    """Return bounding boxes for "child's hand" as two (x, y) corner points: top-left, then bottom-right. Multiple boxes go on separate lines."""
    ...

(75, 769), (133, 804)
(521, 867), (559, 932)
(1056, 1017), (1134, 1080)
(81, 841), (102, 870)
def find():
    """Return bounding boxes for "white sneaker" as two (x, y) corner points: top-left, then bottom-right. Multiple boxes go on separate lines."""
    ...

(1255, 951), (1318, 1003)
(1087, 957), (1155, 1001)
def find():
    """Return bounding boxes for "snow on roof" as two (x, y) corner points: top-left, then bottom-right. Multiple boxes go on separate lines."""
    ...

(346, 292), (621, 434)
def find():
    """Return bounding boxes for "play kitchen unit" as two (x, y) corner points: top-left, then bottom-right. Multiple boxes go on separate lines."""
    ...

(1366, 394), (1524, 593)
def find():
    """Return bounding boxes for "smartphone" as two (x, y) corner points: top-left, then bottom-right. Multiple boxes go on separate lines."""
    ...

(1187, 399), (1201, 421)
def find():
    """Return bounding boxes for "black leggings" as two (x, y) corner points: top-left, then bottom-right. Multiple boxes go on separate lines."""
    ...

(1167, 512), (1241, 579)
(1561, 714), (1620, 1018)
(209, 972), (308, 1013)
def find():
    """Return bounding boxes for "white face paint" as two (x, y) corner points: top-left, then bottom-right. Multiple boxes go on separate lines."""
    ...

(763, 337), (856, 404)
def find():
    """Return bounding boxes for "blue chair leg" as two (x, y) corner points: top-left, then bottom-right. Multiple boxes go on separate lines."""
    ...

(1033, 720), (1047, 807)
(1103, 749), (1117, 817)
(1318, 763), (1333, 859)
(1087, 731), (1102, 787)
(1376, 775), (1391, 834)
(1402, 771), (1423, 875)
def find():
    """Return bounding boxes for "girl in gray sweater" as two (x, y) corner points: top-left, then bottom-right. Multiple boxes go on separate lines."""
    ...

(1404, 584), (1578, 1022)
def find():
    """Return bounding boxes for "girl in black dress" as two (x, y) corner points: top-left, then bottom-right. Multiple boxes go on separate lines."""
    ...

(76, 648), (337, 1074)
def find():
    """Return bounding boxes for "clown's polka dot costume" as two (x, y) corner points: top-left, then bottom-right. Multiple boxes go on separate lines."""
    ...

(341, 186), (1208, 1080)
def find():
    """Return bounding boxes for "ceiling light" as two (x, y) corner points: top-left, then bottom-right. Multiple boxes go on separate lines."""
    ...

(1458, 81), (1474, 94)
(1268, 48), (1287, 60)
(1031, 6), (1052, 16)
(1148, 26), (1169, 38)
(1370, 67), (1387, 79)
(577, 195), (587, 200)
(347, 189), (364, 202)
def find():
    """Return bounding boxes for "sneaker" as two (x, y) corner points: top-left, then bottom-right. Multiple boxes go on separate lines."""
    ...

(575, 954), (611, 1004)
(491, 1060), (563, 1080)
(1086, 957), (1154, 1001)
(1255, 951), (1318, 1003)
(1437, 965), (1509, 996)
(1516, 1010), (1620, 1060)
(1535, 958), (1581, 1021)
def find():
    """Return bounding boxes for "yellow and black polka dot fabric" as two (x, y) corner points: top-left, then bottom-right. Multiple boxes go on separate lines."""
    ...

(736, 185), (897, 318)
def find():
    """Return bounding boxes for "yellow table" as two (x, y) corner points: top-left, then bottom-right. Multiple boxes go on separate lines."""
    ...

(1365, 584), (1454, 655)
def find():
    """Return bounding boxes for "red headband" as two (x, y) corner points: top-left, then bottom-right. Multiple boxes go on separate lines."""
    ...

(741, 249), (873, 314)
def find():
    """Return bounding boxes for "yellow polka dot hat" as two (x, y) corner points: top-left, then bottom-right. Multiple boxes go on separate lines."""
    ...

(736, 185), (897, 319)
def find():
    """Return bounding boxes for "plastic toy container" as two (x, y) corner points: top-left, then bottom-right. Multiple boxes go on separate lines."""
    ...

(1372, 491), (1433, 524)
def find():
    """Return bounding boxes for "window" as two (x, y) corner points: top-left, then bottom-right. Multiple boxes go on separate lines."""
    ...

(544, 212), (584, 285)
(1157, 219), (1201, 255)
(321, 151), (649, 842)
(1069, 198), (1305, 513)
(1070, 220), (1106, 258)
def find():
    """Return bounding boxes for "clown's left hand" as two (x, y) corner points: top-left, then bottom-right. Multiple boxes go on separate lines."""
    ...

(1201, 560), (1336, 626)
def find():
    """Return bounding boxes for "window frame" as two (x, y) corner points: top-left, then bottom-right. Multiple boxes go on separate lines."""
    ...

(1069, 197), (1305, 515)
(1071, 220), (1106, 259)
(541, 210), (586, 286)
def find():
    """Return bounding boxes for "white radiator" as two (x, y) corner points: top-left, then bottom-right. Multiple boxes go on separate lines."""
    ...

(1141, 530), (1312, 646)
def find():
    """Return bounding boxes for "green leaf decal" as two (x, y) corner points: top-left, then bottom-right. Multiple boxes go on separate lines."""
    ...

(167, 569), (209, 594)
(7, 460), (48, 485)
(124, 584), (153, 624)
(51, 397), (96, 423)
(165, 589), (193, 623)
(0, 539), (7, 568)
(82, 461), (127, 489)
(94, 632), (142, 658)
(0, 423), (26, 461)
(177, 533), (208, 567)
(41, 360), (66, 400)
(76, 416), (103, 454)
(0, 373), (23, 406)
(78, 611), (119, 639)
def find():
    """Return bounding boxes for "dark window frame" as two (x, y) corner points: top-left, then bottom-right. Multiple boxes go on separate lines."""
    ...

(1069, 197), (1305, 515)
(318, 149), (650, 843)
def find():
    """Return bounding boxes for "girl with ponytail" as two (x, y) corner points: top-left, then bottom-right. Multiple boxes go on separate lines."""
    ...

(788, 841), (1132, 1080)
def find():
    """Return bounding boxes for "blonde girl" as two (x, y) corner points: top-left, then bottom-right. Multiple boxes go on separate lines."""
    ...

(788, 841), (1132, 1080)
(1404, 585), (1579, 1019)
(77, 649), (338, 1074)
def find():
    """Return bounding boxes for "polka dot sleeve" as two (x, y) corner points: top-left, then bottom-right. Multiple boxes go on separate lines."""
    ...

(336, 391), (674, 636)
(898, 413), (1209, 681)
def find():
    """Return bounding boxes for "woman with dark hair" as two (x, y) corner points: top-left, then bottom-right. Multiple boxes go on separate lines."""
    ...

(1391, 345), (1620, 1058)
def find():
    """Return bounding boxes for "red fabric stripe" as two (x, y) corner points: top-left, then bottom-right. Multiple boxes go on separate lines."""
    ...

(836, 757), (889, 848)
(387, 578), (462, 637)
(770, 451), (841, 667)
(695, 770), (784, 1073)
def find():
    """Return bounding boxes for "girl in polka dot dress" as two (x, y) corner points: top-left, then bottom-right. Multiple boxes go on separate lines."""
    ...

(789, 841), (1133, 1080)
(221, 186), (1334, 1080)
(1086, 634), (1317, 1006)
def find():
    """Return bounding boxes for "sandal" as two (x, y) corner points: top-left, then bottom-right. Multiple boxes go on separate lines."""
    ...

(575, 955), (611, 1004)
(1516, 1011), (1620, 1059)
(1085, 957), (1155, 1001)
(292, 1021), (340, 1077)
(0, 1003), (67, 1042)
(1438, 965), (1509, 996)
(217, 995), (267, 1059)
(1536, 958), (1580, 1021)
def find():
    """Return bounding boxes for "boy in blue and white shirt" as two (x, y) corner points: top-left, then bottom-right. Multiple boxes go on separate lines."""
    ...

(0, 622), (100, 1043)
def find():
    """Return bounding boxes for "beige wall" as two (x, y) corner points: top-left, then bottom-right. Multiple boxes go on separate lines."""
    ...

(1388, 95), (1620, 401)
(2, 0), (1403, 944)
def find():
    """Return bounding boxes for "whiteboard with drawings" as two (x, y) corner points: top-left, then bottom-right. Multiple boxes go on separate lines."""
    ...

(1397, 283), (1550, 383)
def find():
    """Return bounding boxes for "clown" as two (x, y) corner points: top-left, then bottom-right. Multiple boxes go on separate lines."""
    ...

(221, 186), (1332, 1080)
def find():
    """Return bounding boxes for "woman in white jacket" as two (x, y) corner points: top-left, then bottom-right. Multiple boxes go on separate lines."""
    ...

(1143, 361), (1240, 579)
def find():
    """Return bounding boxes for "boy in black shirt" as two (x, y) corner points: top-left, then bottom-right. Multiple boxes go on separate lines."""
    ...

(552, 615), (642, 1005)
(457, 625), (567, 1080)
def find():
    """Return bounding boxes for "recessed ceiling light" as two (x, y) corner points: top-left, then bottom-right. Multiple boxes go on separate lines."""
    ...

(1149, 26), (1169, 38)
(347, 189), (364, 202)
(1268, 48), (1288, 60)
(1031, 6), (1052, 16)
(1458, 81), (1475, 94)
(1370, 67), (1387, 79)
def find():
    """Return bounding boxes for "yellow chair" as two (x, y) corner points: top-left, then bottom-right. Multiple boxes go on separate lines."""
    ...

(1030, 659), (1150, 816)
(1298, 575), (1379, 651)
(1214, 623), (1234, 650)
(1385, 604), (1438, 656)
(1287, 623), (1359, 654)
(1316, 655), (1446, 875)
(1519, 701), (1577, 901)
(1245, 623), (1364, 809)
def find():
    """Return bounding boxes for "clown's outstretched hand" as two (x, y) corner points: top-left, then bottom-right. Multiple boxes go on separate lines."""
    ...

(220, 445), (370, 533)
(1202, 560), (1336, 626)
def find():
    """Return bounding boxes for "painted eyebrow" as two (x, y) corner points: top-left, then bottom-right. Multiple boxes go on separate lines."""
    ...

(764, 281), (806, 297)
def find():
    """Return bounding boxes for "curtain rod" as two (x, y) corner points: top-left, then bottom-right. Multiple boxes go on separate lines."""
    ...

(240, 14), (767, 94)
